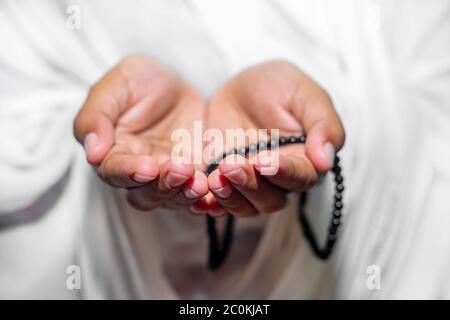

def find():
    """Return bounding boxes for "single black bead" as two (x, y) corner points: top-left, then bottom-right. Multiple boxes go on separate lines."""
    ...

(336, 184), (344, 192)
(332, 218), (340, 226)
(279, 137), (288, 145)
(333, 209), (342, 217)
(270, 139), (278, 149)
(237, 146), (246, 155)
(325, 242), (334, 250)
(334, 156), (340, 165)
(249, 143), (258, 152)
(258, 141), (267, 150)
(289, 136), (297, 143)
(335, 193), (342, 200)
(335, 175), (343, 183)
(298, 135), (306, 143)
(335, 201), (343, 209)
(332, 166), (341, 174)
(206, 163), (218, 175)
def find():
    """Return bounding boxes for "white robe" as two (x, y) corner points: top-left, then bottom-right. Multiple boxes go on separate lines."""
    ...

(0, 0), (449, 299)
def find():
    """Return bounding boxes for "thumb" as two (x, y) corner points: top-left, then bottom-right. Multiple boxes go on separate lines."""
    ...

(290, 79), (345, 172)
(73, 108), (115, 166)
(305, 118), (345, 172)
(73, 71), (128, 166)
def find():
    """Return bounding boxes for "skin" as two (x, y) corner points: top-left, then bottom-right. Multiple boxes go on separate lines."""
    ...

(74, 54), (209, 212)
(203, 61), (345, 217)
(74, 55), (345, 216)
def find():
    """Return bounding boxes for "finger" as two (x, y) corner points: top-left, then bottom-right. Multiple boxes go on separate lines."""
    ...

(255, 151), (318, 192)
(158, 160), (195, 193)
(75, 119), (114, 167)
(306, 118), (344, 172)
(74, 68), (130, 166)
(208, 168), (258, 218)
(126, 161), (196, 211)
(207, 196), (227, 217)
(290, 82), (345, 172)
(190, 194), (212, 215)
(191, 192), (226, 217)
(173, 170), (209, 207)
(216, 155), (288, 213)
(130, 171), (208, 211)
(98, 144), (159, 188)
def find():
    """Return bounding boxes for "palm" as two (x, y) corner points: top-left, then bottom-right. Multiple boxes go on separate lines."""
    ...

(207, 61), (308, 154)
(111, 56), (205, 165)
(76, 57), (342, 214)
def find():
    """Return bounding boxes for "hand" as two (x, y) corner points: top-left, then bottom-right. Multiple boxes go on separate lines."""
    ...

(204, 61), (345, 217)
(74, 55), (209, 212)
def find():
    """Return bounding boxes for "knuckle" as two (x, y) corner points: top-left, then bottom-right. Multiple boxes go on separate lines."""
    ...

(97, 158), (116, 183)
(96, 165), (110, 184)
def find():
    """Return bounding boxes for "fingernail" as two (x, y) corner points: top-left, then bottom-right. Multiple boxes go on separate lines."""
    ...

(258, 166), (278, 176)
(212, 185), (232, 199)
(84, 133), (98, 156)
(132, 173), (155, 184)
(183, 188), (199, 200)
(256, 152), (279, 176)
(165, 172), (190, 188)
(223, 168), (247, 186)
(324, 143), (335, 168)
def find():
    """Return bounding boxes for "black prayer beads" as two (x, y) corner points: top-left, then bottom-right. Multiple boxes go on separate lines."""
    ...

(205, 135), (344, 270)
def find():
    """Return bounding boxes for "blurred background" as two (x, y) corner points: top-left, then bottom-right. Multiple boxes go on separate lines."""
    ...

(0, 0), (449, 299)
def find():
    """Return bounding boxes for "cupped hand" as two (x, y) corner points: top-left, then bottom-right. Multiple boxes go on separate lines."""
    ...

(74, 54), (209, 211)
(204, 61), (345, 217)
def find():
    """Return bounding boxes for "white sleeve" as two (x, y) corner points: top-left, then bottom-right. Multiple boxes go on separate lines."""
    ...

(0, 1), (93, 212)
(383, 0), (450, 160)
(372, 0), (450, 298)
